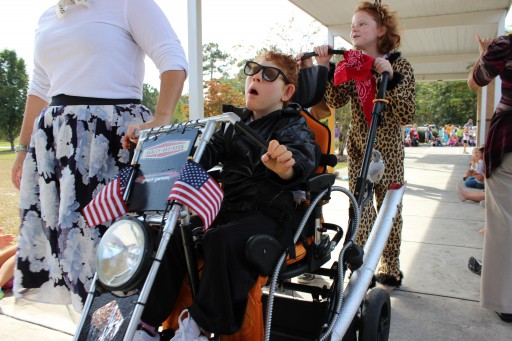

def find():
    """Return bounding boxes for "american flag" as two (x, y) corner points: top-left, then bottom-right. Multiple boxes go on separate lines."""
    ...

(168, 160), (223, 230)
(82, 166), (133, 228)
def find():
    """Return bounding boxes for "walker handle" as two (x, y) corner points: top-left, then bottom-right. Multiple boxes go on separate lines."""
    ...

(300, 49), (345, 61)
(233, 120), (268, 150)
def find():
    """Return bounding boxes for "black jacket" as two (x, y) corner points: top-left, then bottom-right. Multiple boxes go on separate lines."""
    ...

(200, 104), (320, 214)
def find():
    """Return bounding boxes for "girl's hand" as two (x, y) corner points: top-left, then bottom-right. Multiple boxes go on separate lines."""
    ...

(261, 139), (295, 180)
(313, 45), (334, 67)
(373, 57), (394, 80)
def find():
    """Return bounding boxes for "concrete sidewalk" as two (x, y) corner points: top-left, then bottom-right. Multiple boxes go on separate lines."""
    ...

(1, 146), (510, 340)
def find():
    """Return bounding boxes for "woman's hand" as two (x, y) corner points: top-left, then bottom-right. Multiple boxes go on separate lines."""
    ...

(121, 124), (142, 150)
(373, 57), (394, 80)
(11, 151), (27, 190)
(261, 139), (295, 180)
(121, 115), (174, 150)
(476, 34), (493, 56)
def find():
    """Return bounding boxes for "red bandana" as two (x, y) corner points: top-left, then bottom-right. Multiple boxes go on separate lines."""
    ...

(334, 50), (375, 126)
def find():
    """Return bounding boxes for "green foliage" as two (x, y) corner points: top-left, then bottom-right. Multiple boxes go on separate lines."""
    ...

(141, 83), (159, 113)
(203, 43), (230, 81)
(0, 49), (28, 150)
(415, 81), (477, 126)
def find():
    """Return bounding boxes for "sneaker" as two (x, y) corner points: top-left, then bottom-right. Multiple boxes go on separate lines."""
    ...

(297, 273), (315, 283)
(171, 309), (208, 341)
(133, 329), (160, 341)
(468, 256), (482, 276)
(496, 312), (512, 323)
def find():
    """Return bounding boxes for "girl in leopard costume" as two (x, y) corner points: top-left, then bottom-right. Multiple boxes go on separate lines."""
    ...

(308, 1), (415, 287)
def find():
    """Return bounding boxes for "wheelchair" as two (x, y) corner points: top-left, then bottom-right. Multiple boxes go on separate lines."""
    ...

(74, 66), (406, 341)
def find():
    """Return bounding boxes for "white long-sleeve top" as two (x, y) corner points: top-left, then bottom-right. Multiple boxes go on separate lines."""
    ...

(29, 0), (188, 102)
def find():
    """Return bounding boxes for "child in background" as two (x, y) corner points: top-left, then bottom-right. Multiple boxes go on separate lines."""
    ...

(0, 228), (16, 300)
(464, 146), (485, 189)
(448, 135), (457, 146)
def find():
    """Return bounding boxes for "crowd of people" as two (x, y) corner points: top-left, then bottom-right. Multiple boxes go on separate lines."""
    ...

(3, 0), (510, 339)
(403, 120), (477, 149)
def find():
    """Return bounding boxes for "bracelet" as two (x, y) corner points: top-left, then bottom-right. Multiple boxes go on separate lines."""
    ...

(15, 145), (29, 153)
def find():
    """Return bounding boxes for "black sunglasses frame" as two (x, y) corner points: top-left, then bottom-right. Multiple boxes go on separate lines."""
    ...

(243, 61), (291, 84)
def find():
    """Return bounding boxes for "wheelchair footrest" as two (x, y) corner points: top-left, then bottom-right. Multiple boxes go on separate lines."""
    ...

(262, 294), (328, 341)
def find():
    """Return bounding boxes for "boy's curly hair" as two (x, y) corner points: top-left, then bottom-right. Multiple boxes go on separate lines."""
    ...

(355, 1), (401, 54)
(258, 51), (299, 88)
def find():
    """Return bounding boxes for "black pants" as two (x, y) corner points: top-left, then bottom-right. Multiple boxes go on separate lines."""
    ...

(141, 211), (280, 334)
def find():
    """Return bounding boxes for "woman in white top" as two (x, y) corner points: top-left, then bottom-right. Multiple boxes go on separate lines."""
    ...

(10, 0), (187, 312)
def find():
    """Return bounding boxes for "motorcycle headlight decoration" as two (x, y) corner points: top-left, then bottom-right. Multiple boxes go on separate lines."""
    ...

(96, 217), (152, 291)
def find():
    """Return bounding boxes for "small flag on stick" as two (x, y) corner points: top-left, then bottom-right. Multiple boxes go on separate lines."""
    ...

(168, 160), (223, 230)
(82, 166), (133, 227)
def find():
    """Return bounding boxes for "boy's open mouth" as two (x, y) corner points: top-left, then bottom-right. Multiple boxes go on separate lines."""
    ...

(249, 88), (258, 95)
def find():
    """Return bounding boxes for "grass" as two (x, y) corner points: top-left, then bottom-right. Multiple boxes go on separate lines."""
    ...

(0, 149), (20, 236)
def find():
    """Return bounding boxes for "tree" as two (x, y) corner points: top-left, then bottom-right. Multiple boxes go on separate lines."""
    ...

(204, 80), (245, 117)
(141, 83), (159, 113)
(203, 43), (229, 81)
(0, 49), (28, 150)
(265, 17), (324, 56)
(172, 96), (189, 123)
(415, 81), (477, 126)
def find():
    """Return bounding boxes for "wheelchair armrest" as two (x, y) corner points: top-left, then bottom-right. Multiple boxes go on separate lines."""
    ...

(246, 235), (283, 277)
(305, 173), (336, 193)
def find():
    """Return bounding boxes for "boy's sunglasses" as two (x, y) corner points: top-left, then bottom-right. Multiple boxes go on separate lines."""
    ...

(244, 61), (291, 84)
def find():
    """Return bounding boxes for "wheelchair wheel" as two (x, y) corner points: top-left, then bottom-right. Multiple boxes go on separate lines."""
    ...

(358, 287), (391, 341)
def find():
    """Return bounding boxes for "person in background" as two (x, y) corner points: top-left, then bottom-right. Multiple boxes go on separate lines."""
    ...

(456, 126), (464, 146)
(11, 0), (187, 312)
(305, 0), (415, 289)
(438, 126), (445, 145)
(468, 33), (512, 323)
(464, 146), (485, 189)
(463, 126), (471, 154)
(0, 228), (16, 300)
(457, 184), (485, 204)
(464, 118), (474, 130)
(425, 125), (432, 144)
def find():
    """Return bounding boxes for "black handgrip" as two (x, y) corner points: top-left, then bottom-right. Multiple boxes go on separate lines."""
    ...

(234, 121), (268, 150)
(376, 72), (389, 99)
(128, 140), (136, 163)
(300, 49), (345, 61)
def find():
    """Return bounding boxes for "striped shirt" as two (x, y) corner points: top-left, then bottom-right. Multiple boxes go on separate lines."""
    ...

(472, 34), (512, 177)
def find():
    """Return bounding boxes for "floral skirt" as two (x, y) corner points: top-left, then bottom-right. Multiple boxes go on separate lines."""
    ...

(14, 103), (152, 312)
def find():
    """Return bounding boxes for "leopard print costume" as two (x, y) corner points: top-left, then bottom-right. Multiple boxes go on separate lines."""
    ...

(324, 53), (415, 283)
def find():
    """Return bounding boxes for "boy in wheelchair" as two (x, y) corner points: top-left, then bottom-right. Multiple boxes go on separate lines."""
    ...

(133, 51), (320, 341)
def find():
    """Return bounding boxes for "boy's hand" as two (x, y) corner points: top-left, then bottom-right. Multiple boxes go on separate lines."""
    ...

(261, 140), (295, 180)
